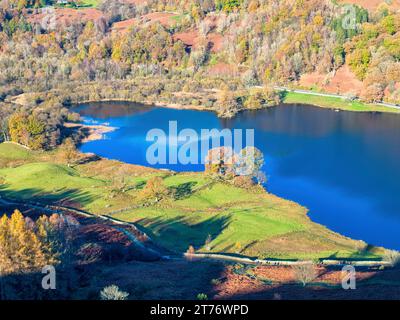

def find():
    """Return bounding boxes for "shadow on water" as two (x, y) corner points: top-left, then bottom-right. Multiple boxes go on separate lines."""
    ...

(72, 101), (154, 120)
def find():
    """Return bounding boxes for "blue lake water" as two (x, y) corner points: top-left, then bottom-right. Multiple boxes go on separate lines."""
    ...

(73, 102), (400, 250)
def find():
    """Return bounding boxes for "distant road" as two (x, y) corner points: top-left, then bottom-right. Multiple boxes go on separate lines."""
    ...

(253, 86), (400, 111)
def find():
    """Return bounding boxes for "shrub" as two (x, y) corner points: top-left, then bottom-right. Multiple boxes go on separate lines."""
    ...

(100, 285), (129, 300)
(197, 293), (208, 300)
(293, 263), (318, 286)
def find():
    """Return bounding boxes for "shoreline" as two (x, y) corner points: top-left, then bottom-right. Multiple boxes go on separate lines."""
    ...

(73, 92), (400, 118)
(0, 142), (388, 259)
(9, 86), (400, 119)
(63, 122), (118, 142)
(70, 103), (398, 252)
(76, 98), (214, 112)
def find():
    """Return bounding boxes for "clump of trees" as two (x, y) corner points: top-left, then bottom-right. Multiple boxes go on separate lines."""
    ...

(345, 10), (400, 103)
(8, 112), (46, 150)
(0, 210), (79, 276)
(205, 146), (266, 186)
(1, 98), (76, 149)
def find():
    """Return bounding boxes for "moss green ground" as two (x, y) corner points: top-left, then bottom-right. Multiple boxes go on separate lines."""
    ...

(0, 143), (383, 260)
(283, 91), (400, 114)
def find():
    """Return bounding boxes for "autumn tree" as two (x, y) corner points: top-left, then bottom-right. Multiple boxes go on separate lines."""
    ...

(217, 87), (241, 118)
(140, 176), (170, 203)
(0, 210), (49, 275)
(8, 112), (45, 150)
(57, 138), (80, 167)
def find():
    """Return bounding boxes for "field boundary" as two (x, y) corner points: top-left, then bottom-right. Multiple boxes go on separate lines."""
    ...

(184, 253), (392, 267)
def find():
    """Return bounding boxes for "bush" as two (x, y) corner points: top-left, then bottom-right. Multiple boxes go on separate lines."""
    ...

(211, 278), (221, 285)
(197, 293), (208, 300)
(100, 285), (129, 300)
(293, 263), (318, 286)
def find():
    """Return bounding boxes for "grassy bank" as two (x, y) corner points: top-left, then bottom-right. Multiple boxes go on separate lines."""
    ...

(0, 143), (384, 260)
(282, 91), (400, 113)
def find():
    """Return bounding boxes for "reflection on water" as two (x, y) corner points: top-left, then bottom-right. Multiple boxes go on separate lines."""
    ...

(75, 101), (153, 119)
(73, 102), (400, 250)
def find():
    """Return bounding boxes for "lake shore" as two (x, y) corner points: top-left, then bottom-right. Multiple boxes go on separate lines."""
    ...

(74, 90), (400, 118)
(63, 122), (118, 142)
(0, 142), (387, 261)
(73, 102), (400, 250)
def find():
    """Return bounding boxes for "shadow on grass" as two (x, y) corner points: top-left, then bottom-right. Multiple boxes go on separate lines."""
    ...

(135, 214), (231, 253)
(321, 244), (382, 262)
(0, 184), (99, 208)
(171, 181), (198, 199)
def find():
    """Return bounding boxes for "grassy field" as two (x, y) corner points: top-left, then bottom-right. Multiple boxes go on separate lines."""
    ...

(78, 0), (99, 8)
(283, 91), (400, 114)
(55, 0), (99, 8)
(0, 143), (384, 260)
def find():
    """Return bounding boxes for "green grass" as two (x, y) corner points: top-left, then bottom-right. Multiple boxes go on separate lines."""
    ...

(0, 143), (384, 260)
(0, 143), (33, 160)
(113, 183), (382, 260)
(77, 0), (99, 8)
(170, 14), (187, 25)
(56, 0), (99, 8)
(283, 91), (400, 114)
(0, 162), (105, 206)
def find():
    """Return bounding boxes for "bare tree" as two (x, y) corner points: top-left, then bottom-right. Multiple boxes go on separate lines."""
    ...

(384, 250), (400, 267)
(293, 263), (318, 286)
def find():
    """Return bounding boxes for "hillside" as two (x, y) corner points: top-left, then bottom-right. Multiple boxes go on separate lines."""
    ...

(0, 0), (399, 116)
(3, 143), (400, 301)
(0, 143), (384, 260)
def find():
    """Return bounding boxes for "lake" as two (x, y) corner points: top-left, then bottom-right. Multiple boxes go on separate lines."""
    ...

(73, 102), (400, 250)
